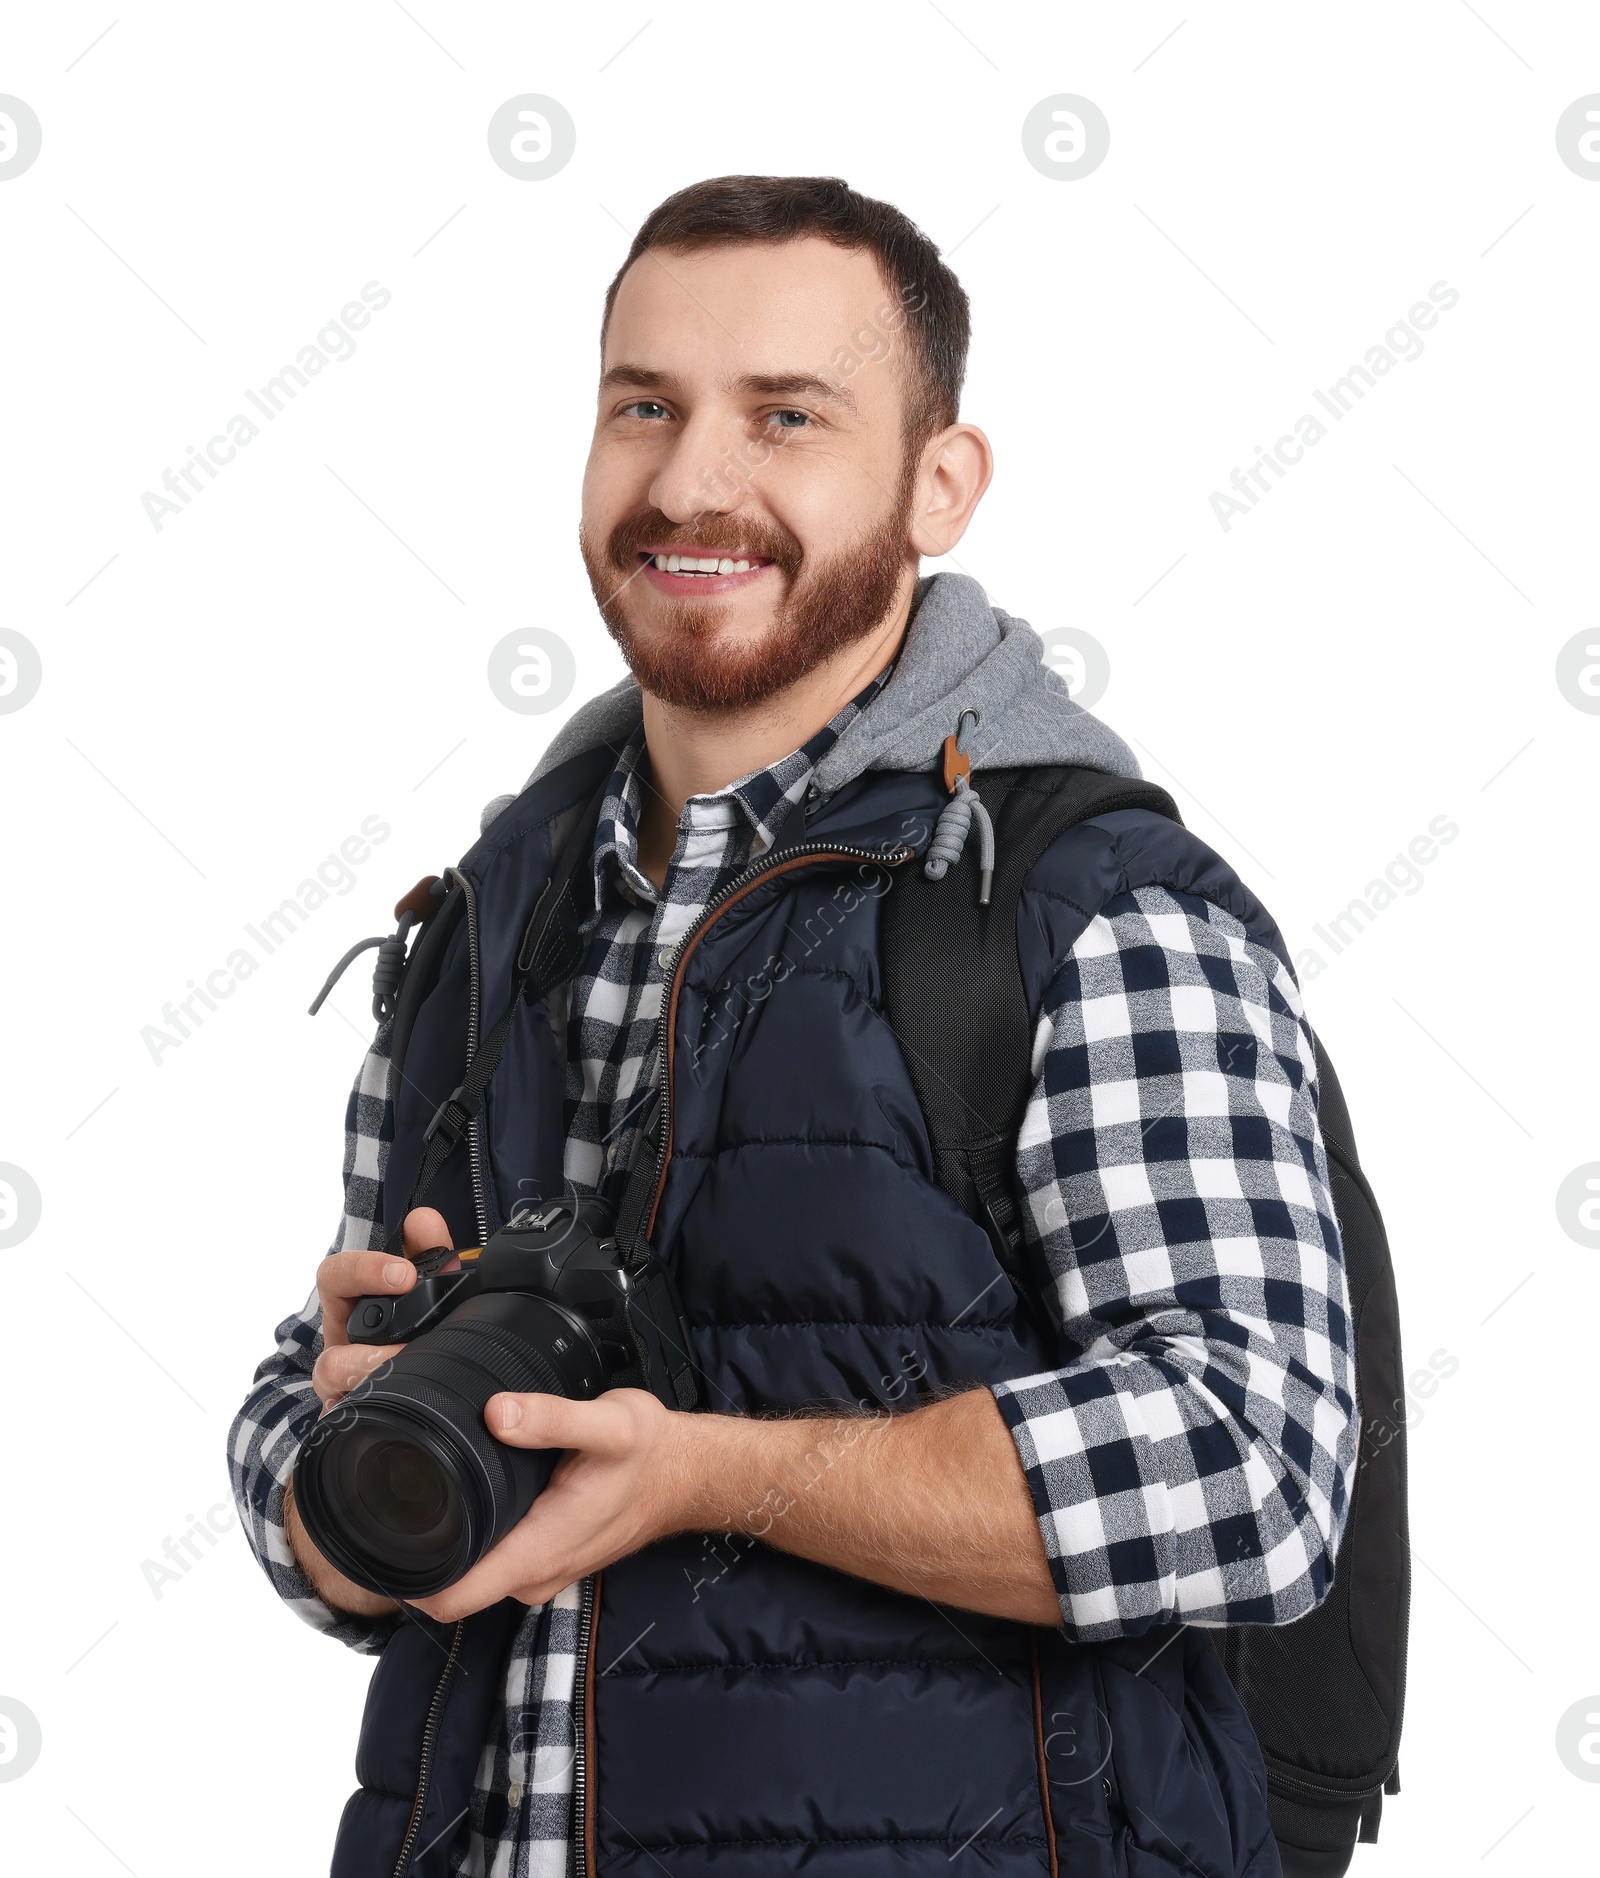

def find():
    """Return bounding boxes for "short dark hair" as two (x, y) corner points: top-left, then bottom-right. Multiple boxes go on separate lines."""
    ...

(600, 174), (971, 453)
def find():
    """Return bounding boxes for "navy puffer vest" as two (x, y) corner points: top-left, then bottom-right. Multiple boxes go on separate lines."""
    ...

(331, 747), (1283, 1878)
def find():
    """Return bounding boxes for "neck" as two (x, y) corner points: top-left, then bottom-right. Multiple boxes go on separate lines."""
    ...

(635, 574), (917, 880)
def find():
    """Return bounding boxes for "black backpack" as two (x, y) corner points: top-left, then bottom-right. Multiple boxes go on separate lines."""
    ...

(880, 765), (1408, 1878)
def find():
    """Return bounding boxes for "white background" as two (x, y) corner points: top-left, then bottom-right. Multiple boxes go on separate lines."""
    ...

(2, 3), (1596, 1871)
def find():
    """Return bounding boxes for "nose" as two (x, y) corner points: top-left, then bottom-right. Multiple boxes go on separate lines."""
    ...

(648, 408), (753, 528)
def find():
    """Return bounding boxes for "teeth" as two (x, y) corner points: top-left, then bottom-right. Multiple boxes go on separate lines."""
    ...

(651, 553), (760, 576)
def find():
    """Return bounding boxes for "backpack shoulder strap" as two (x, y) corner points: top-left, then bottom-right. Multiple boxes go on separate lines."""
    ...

(879, 764), (1178, 1312)
(882, 765), (1411, 1863)
(392, 766), (613, 1235)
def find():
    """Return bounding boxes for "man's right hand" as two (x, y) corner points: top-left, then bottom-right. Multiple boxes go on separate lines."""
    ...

(286, 1207), (457, 1616)
(311, 1206), (459, 1407)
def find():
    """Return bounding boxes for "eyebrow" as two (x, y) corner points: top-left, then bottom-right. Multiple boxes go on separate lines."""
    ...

(598, 364), (680, 395)
(599, 364), (859, 416)
(733, 372), (859, 416)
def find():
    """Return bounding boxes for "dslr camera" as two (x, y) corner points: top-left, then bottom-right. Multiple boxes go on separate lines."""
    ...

(292, 1197), (698, 1598)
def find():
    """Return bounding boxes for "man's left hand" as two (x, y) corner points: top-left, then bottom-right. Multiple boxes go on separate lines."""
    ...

(409, 1389), (690, 1621)
(409, 1382), (1060, 1627)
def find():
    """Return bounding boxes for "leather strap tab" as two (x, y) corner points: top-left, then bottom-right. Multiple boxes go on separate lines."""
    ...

(941, 734), (971, 794)
(394, 875), (443, 922)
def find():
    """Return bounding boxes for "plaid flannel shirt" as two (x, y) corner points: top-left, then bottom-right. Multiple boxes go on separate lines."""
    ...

(229, 699), (1356, 1875)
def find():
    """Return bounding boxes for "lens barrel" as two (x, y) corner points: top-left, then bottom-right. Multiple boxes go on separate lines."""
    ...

(293, 1290), (605, 1598)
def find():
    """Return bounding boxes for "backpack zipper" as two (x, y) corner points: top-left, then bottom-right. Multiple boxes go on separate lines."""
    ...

(393, 1618), (466, 1877)
(447, 866), (491, 1248)
(1263, 1760), (1390, 1804)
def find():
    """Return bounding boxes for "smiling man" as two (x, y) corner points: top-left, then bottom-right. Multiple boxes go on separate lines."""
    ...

(231, 177), (1355, 1878)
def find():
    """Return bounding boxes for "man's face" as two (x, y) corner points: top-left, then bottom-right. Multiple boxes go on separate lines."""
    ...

(580, 237), (923, 711)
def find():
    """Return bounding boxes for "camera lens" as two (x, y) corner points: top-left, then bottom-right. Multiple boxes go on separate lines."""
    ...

(337, 1426), (465, 1572)
(359, 1439), (451, 1535)
(292, 1291), (606, 1598)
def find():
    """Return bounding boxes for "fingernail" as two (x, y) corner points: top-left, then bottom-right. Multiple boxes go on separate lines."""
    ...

(495, 1396), (522, 1429)
(384, 1260), (411, 1288)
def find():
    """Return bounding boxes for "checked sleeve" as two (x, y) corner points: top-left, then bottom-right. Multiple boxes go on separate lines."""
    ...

(225, 1037), (400, 1652)
(991, 884), (1357, 1641)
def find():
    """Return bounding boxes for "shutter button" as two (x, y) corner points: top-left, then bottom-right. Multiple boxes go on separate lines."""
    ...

(360, 1303), (386, 1331)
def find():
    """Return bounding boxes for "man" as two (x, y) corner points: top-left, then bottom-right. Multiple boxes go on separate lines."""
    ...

(230, 176), (1355, 1877)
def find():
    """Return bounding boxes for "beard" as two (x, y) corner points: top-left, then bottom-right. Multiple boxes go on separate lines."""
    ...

(578, 463), (916, 712)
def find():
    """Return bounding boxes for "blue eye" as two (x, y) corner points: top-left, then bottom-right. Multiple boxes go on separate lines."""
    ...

(622, 401), (668, 420)
(768, 409), (811, 429)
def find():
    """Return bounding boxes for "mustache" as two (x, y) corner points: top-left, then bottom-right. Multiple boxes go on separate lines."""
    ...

(605, 508), (803, 577)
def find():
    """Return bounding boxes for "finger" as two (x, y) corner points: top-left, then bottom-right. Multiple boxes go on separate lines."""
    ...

(316, 1250), (415, 1343)
(412, 1570), (568, 1622)
(402, 1207), (454, 1257)
(486, 1390), (641, 1458)
(313, 1341), (403, 1404)
(409, 1502), (574, 1620)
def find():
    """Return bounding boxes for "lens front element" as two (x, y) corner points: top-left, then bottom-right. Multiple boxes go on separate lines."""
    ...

(345, 1427), (465, 1572)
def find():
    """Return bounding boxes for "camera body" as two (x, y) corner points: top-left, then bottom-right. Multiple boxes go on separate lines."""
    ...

(292, 1197), (697, 1599)
(346, 1196), (694, 1407)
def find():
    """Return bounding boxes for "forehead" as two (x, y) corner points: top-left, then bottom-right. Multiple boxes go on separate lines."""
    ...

(603, 236), (898, 387)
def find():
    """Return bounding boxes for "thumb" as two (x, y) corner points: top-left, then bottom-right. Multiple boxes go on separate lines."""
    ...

(402, 1206), (457, 1264)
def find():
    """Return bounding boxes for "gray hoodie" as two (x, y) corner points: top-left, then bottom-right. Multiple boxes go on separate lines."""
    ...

(481, 571), (1139, 831)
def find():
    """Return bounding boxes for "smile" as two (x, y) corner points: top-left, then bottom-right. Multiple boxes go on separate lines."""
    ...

(637, 548), (775, 593)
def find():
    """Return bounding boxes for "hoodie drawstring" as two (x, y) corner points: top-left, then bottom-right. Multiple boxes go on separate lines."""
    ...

(923, 710), (995, 905)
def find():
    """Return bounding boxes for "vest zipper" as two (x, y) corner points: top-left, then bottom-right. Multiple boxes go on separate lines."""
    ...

(569, 1573), (599, 1878)
(637, 839), (914, 1248)
(393, 1618), (466, 1877)
(447, 866), (492, 1248)
(570, 840), (911, 1869)
(1029, 1631), (1061, 1878)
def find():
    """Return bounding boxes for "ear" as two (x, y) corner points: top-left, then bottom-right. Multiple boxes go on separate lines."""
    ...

(908, 424), (994, 560)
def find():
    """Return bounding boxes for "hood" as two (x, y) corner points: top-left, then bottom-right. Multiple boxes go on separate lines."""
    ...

(482, 571), (1139, 831)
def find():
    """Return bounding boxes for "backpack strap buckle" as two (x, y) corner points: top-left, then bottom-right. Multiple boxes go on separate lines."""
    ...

(423, 1084), (481, 1151)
